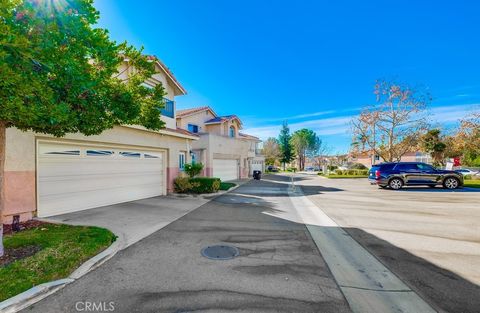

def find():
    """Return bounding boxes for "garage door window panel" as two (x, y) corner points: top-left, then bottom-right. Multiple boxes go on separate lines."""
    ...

(86, 150), (114, 156)
(120, 151), (141, 158)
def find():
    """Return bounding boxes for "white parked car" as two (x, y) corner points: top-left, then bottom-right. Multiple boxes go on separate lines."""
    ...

(455, 169), (479, 176)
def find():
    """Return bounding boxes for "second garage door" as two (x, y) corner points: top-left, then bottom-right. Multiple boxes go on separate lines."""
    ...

(212, 159), (238, 181)
(37, 141), (165, 217)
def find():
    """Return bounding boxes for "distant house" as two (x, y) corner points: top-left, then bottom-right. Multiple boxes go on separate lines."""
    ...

(176, 106), (265, 181)
(350, 150), (432, 168)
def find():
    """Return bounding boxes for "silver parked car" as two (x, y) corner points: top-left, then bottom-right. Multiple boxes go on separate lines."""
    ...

(455, 169), (479, 176)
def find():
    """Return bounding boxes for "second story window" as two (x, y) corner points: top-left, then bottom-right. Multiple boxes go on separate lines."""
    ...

(161, 98), (175, 118)
(229, 126), (235, 138)
(188, 124), (199, 133)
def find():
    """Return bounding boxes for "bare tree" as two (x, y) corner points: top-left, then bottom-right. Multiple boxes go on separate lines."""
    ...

(262, 137), (281, 165)
(312, 142), (332, 169)
(351, 80), (430, 162)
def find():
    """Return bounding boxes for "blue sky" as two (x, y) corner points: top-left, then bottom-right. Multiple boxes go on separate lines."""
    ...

(94, 0), (480, 153)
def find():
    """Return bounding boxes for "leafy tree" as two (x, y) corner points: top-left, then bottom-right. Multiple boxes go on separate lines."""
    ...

(420, 129), (447, 167)
(0, 0), (166, 256)
(184, 162), (204, 178)
(351, 79), (430, 162)
(447, 111), (480, 166)
(278, 121), (294, 170)
(290, 129), (321, 171)
(262, 137), (281, 165)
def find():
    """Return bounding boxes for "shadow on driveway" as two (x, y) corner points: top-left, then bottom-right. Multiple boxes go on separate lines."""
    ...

(344, 227), (480, 313)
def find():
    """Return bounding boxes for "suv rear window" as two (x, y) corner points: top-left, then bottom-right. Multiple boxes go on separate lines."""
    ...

(377, 163), (396, 171)
(395, 163), (418, 171)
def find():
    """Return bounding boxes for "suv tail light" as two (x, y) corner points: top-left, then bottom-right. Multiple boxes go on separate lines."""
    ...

(375, 170), (381, 179)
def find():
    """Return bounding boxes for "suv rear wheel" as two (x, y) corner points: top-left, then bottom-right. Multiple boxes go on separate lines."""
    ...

(443, 177), (460, 190)
(389, 178), (403, 190)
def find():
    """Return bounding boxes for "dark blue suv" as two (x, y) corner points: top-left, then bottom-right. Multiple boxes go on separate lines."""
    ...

(369, 162), (464, 190)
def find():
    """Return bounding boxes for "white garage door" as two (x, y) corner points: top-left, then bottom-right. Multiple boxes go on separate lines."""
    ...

(212, 159), (238, 181)
(37, 141), (165, 217)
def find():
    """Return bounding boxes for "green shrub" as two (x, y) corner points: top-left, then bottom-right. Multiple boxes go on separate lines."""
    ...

(287, 167), (297, 172)
(328, 165), (338, 171)
(335, 169), (344, 175)
(358, 169), (369, 175)
(184, 162), (204, 178)
(174, 177), (194, 193)
(350, 163), (367, 170)
(190, 177), (221, 193)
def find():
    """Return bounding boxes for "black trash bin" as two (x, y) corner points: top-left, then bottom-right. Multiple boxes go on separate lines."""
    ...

(253, 170), (262, 180)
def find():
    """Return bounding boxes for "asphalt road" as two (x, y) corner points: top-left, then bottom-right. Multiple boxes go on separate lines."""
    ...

(25, 177), (351, 313)
(296, 173), (480, 313)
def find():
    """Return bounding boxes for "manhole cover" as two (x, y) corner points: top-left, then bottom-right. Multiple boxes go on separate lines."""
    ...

(201, 245), (239, 260)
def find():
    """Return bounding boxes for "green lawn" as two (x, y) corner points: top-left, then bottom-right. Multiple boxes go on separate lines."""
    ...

(219, 182), (236, 190)
(0, 223), (115, 301)
(322, 175), (369, 179)
(464, 180), (480, 188)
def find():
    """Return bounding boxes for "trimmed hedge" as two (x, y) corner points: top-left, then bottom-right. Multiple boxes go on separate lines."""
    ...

(190, 177), (221, 193)
(335, 169), (368, 176)
(174, 176), (221, 193)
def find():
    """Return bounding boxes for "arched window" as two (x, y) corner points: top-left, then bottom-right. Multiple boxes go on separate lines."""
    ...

(229, 126), (235, 138)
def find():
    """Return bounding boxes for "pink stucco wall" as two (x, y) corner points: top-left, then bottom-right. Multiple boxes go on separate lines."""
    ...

(3, 171), (35, 223)
(167, 167), (179, 193)
(204, 167), (213, 177)
(240, 167), (248, 179)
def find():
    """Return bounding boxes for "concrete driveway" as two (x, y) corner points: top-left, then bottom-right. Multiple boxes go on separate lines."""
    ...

(42, 195), (211, 249)
(296, 174), (480, 313)
(26, 177), (351, 313)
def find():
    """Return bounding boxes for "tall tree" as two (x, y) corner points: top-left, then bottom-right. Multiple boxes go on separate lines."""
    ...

(262, 137), (281, 165)
(290, 129), (320, 171)
(420, 129), (447, 167)
(0, 0), (166, 256)
(278, 121), (294, 170)
(448, 111), (480, 166)
(351, 79), (430, 162)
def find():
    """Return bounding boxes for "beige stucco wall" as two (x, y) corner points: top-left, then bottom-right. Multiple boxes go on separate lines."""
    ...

(205, 124), (222, 135)
(3, 125), (194, 223)
(177, 110), (216, 133)
(191, 133), (260, 179)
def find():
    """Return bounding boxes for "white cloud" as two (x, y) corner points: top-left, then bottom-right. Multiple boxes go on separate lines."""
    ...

(242, 103), (480, 141)
(428, 103), (479, 123)
(243, 115), (353, 139)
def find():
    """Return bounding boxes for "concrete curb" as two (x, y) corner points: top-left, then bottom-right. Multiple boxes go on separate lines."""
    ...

(0, 238), (122, 313)
(0, 279), (73, 313)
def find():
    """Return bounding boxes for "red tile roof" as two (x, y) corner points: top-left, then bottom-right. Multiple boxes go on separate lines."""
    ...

(176, 106), (212, 117)
(239, 133), (260, 140)
(147, 55), (187, 95)
(164, 127), (199, 137)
